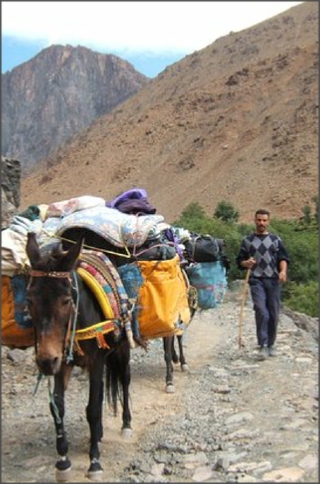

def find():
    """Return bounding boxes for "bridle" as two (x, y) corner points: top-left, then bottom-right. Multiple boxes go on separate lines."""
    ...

(27, 269), (79, 363)
(28, 270), (73, 280)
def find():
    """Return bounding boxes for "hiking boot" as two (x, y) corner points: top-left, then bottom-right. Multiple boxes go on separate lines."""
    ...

(268, 345), (277, 357)
(257, 345), (269, 360)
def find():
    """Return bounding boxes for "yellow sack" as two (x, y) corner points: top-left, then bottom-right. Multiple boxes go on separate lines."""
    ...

(137, 256), (191, 339)
(1, 275), (34, 349)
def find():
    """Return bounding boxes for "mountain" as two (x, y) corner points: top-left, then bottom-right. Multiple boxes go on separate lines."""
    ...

(2, 45), (149, 171)
(20, 2), (318, 224)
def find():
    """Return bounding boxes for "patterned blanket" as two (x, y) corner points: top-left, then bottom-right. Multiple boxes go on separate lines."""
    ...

(46, 206), (169, 248)
(76, 250), (136, 349)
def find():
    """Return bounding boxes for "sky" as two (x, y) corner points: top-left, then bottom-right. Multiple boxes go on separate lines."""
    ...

(2, 1), (303, 78)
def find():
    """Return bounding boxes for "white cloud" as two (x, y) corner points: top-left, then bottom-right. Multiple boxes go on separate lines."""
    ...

(2, 1), (302, 55)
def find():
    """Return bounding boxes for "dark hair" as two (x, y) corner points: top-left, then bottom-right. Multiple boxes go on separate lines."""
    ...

(255, 209), (270, 217)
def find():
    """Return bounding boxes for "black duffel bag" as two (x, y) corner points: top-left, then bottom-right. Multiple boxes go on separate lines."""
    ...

(184, 234), (225, 263)
(133, 238), (177, 261)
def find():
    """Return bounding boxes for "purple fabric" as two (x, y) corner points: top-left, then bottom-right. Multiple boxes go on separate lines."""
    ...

(106, 189), (156, 215)
(165, 228), (185, 261)
(107, 189), (148, 208)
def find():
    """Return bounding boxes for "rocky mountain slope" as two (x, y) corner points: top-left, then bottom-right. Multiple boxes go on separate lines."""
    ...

(2, 45), (149, 171)
(20, 2), (318, 223)
(1, 156), (21, 229)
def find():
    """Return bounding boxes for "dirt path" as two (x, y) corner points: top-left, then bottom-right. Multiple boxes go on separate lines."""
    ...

(2, 296), (318, 483)
(2, 305), (225, 483)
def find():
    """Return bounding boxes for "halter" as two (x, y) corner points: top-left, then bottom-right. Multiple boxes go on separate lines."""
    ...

(27, 269), (78, 363)
(28, 270), (72, 280)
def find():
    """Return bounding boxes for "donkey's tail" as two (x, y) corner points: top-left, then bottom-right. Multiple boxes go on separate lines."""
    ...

(105, 342), (130, 416)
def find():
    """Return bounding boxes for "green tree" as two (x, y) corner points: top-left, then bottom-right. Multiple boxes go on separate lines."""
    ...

(180, 202), (206, 220)
(214, 200), (239, 223)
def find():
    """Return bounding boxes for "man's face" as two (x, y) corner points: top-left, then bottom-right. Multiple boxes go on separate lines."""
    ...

(255, 214), (269, 234)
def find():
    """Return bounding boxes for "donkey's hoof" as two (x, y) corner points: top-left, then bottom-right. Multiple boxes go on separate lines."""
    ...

(121, 427), (133, 438)
(181, 363), (189, 372)
(55, 458), (72, 482)
(55, 467), (72, 482)
(86, 470), (103, 482)
(166, 383), (175, 393)
(86, 461), (103, 481)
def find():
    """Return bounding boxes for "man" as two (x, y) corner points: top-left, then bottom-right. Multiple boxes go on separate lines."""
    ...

(236, 209), (290, 360)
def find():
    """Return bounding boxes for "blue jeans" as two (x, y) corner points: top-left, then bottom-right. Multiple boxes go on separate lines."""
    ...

(249, 278), (281, 347)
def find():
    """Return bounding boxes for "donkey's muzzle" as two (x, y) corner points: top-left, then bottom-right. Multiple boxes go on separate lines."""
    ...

(36, 356), (62, 375)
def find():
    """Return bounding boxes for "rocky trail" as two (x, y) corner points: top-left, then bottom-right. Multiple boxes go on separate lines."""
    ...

(1, 286), (318, 483)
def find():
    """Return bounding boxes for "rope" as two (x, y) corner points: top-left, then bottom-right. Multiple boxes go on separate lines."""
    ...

(33, 374), (61, 426)
(59, 234), (132, 259)
(33, 372), (44, 396)
(66, 272), (80, 363)
(48, 378), (62, 424)
(34, 229), (133, 260)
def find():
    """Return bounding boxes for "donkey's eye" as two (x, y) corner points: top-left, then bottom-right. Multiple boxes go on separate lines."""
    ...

(62, 297), (72, 306)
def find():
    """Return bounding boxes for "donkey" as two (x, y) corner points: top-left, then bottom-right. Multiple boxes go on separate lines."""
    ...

(26, 232), (133, 481)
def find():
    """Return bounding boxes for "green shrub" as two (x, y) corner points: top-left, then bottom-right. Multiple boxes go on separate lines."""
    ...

(284, 282), (319, 318)
(213, 200), (239, 223)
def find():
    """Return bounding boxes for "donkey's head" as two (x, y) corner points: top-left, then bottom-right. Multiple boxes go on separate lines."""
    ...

(26, 233), (83, 375)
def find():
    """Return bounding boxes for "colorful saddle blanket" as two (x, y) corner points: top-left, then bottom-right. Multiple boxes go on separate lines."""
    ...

(76, 250), (135, 348)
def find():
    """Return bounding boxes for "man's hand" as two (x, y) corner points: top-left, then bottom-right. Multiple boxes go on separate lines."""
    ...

(279, 270), (287, 283)
(242, 257), (256, 269)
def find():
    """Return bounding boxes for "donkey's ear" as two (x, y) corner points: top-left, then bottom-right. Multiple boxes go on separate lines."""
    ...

(62, 235), (85, 271)
(26, 232), (41, 267)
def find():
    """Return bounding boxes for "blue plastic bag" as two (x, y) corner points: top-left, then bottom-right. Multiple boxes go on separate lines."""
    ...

(185, 261), (227, 309)
(117, 263), (144, 338)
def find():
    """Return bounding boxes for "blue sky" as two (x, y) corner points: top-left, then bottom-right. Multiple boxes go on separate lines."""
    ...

(2, 2), (302, 78)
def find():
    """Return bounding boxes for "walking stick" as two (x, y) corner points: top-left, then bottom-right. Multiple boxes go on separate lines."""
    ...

(238, 268), (250, 349)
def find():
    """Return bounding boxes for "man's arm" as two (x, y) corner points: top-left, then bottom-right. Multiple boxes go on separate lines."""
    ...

(278, 238), (289, 282)
(278, 259), (288, 282)
(236, 239), (254, 270)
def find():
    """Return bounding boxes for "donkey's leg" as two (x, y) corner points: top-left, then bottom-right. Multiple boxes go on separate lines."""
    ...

(171, 336), (179, 364)
(177, 334), (189, 372)
(96, 378), (104, 442)
(86, 356), (105, 479)
(119, 342), (132, 436)
(51, 368), (72, 482)
(163, 336), (175, 393)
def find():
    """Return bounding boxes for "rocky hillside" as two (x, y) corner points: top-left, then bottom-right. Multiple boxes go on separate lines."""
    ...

(1, 156), (21, 229)
(2, 45), (149, 171)
(20, 2), (318, 223)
